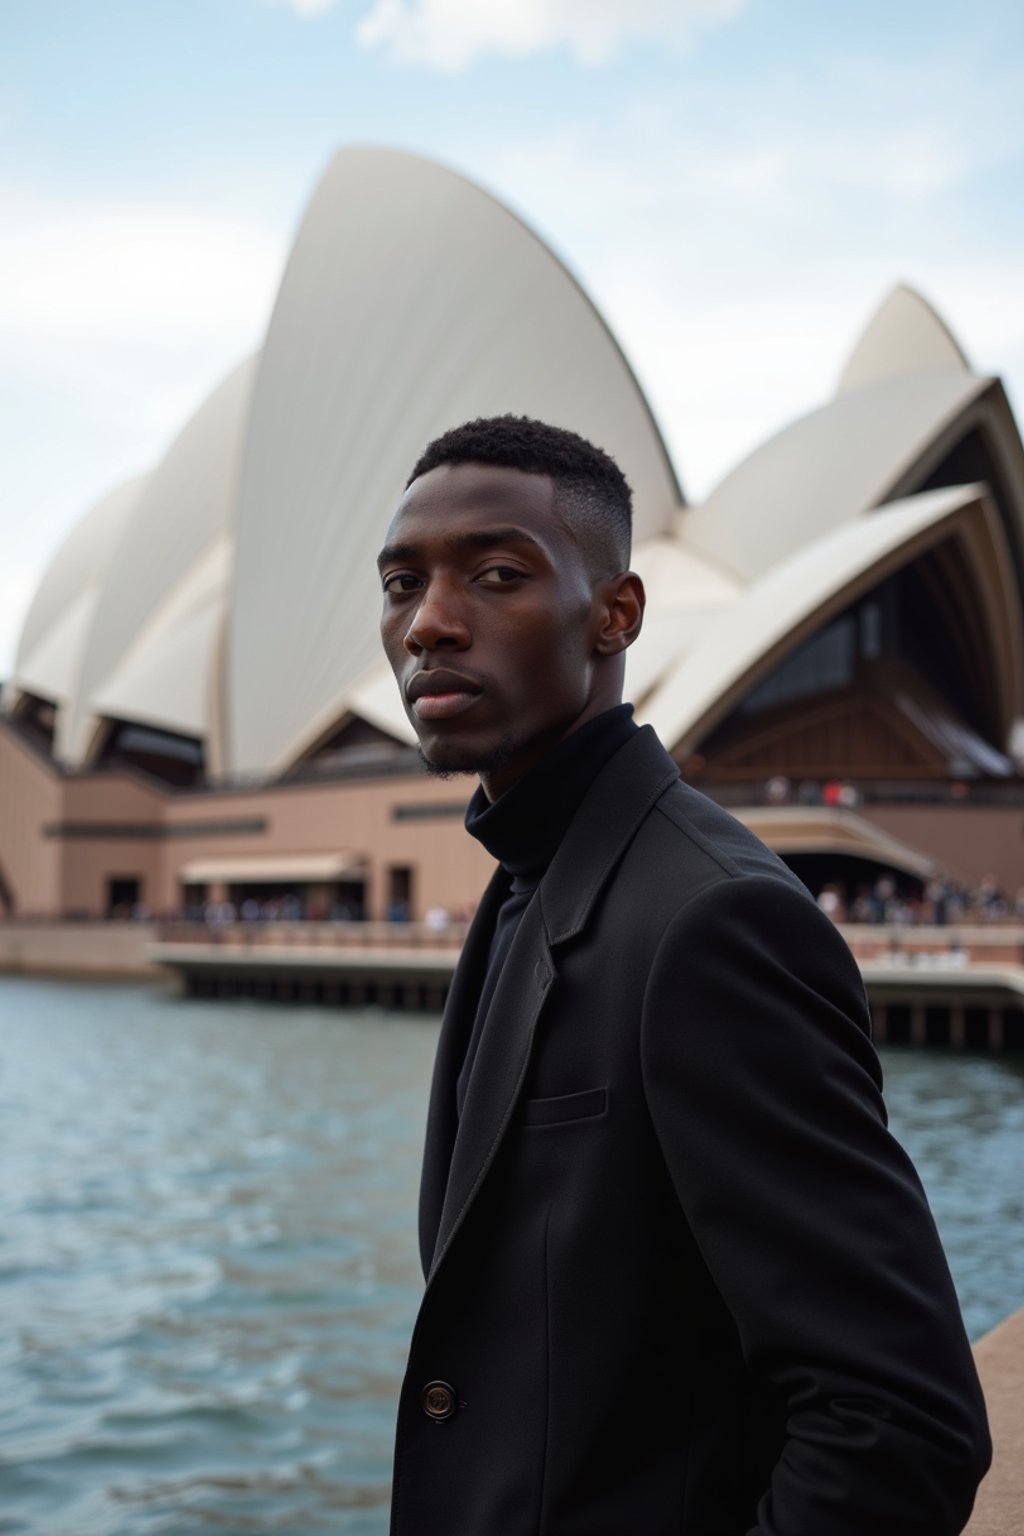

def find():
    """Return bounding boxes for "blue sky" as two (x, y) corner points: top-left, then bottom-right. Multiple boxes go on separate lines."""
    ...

(2, 0), (1023, 674)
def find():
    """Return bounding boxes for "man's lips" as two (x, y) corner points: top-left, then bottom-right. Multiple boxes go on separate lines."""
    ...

(406, 669), (483, 721)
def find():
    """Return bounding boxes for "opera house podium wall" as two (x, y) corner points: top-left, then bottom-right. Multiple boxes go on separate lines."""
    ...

(3, 148), (1024, 934)
(0, 715), (494, 925)
(3, 706), (1024, 930)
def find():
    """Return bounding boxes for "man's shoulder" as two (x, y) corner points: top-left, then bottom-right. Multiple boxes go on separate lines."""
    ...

(549, 726), (816, 940)
(625, 776), (811, 911)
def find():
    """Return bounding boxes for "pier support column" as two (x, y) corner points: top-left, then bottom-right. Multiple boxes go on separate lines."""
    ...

(910, 1003), (927, 1047)
(949, 1004), (966, 1049)
(989, 1007), (1005, 1050)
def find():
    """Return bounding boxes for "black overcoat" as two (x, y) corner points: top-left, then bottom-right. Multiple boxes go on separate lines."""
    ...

(390, 726), (990, 1535)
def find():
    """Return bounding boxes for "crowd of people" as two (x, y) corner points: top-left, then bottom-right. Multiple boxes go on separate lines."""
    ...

(764, 775), (863, 808)
(815, 872), (1024, 926)
(111, 872), (1024, 929)
(174, 895), (476, 928)
(121, 874), (1024, 929)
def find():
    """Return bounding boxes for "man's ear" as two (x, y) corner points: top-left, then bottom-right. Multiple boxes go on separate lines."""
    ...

(594, 572), (645, 656)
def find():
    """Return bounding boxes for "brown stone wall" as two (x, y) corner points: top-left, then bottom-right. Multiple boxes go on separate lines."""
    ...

(59, 773), (165, 916)
(0, 727), (63, 915)
(8, 706), (1024, 923)
(2, 720), (497, 922)
(0, 920), (158, 977)
(861, 804), (1024, 892)
(159, 773), (495, 920)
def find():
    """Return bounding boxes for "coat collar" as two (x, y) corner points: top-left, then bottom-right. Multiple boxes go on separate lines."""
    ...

(538, 725), (682, 944)
(422, 726), (681, 1281)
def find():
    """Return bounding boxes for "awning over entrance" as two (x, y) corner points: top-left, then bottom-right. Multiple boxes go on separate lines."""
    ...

(737, 807), (936, 880)
(178, 853), (364, 884)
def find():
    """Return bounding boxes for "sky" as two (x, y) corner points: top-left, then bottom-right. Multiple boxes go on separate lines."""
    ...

(2, 0), (1023, 677)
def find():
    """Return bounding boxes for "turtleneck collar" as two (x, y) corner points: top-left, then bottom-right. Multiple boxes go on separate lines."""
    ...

(464, 704), (638, 880)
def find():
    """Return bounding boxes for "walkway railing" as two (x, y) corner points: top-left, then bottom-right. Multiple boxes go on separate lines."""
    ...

(153, 919), (470, 952)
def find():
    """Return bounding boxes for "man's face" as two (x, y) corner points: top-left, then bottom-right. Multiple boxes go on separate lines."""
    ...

(378, 462), (605, 797)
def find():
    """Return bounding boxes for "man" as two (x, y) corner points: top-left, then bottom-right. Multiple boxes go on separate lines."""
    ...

(377, 416), (989, 1535)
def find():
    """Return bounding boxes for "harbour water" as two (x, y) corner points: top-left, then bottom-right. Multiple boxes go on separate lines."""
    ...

(1, 977), (1021, 1535)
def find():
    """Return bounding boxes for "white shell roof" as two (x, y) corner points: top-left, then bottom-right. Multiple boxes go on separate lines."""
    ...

(225, 146), (682, 776)
(11, 588), (98, 712)
(836, 283), (969, 395)
(65, 356), (256, 764)
(639, 484), (1013, 755)
(680, 280), (996, 586)
(10, 476), (146, 737)
(8, 151), (1024, 785)
(622, 534), (741, 708)
(680, 369), (989, 583)
(343, 657), (418, 745)
(13, 476), (144, 686)
(88, 538), (231, 742)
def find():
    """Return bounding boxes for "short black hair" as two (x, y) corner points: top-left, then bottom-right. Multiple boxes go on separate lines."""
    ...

(406, 415), (633, 577)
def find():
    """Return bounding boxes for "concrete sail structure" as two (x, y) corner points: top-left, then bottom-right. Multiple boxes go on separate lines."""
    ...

(86, 537), (232, 749)
(636, 283), (1024, 782)
(225, 147), (682, 776)
(15, 148), (1021, 793)
(836, 283), (970, 396)
(7, 475), (147, 758)
(65, 355), (256, 766)
(678, 280), (1024, 592)
(680, 370), (990, 583)
(640, 484), (1023, 760)
(4, 150), (1024, 924)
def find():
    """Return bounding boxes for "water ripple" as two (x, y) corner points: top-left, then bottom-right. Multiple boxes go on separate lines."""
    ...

(0, 979), (433, 1534)
(0, 977), (1021, 1532)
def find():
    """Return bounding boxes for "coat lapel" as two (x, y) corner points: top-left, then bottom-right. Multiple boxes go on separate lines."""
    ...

(418, 865), (509, 1274)
(429, 893), (554, 1278)
(423, 727), (681, 1282)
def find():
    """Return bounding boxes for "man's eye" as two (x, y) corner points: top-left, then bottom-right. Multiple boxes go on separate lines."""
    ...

(382, 572), (421, 593)
(478, 566), (525, 586)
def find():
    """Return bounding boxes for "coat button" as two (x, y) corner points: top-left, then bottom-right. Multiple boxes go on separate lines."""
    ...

(421, 1380), (456, 1421)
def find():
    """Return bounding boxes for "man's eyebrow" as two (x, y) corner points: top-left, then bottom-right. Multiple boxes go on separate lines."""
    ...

(377, 527), (545, 569)
(451, 527), (545, 553)
(377, 541), (417, 569)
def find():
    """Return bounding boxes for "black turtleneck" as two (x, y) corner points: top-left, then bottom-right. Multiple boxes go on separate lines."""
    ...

(456, 703), (638, 1116)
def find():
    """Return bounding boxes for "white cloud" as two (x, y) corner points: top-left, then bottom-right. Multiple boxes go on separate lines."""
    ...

(0, 189), (284, 438)
(0, 189), (287, 676)
(0, 191), (282, 353)
(471, 45), (1024, 500)
(281, 0), (340, 14)
(356, 0), (746, 70)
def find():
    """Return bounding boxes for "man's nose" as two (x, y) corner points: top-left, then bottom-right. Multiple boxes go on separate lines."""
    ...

(404, 580), (471, 654)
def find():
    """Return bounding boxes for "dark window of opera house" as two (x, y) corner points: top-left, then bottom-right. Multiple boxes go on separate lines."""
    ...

(8, 692), (58, 754)
(96, 722), (206, 788)
(290, 716), (413, 777)
(698, 549), (1006, 782)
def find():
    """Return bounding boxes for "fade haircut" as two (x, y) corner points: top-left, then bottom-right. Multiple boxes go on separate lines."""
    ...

(406, 415), (633, 578)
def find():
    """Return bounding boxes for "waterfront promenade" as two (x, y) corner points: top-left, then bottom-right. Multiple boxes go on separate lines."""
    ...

(5, 917), (1024, 1048)
(967, 1308), (1024, 1535)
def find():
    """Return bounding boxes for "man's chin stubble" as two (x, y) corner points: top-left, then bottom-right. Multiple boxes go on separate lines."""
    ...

(417, 735), (515, 781)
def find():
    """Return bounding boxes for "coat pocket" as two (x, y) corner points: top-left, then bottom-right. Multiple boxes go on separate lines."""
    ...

(521, 1086), (608, 1127)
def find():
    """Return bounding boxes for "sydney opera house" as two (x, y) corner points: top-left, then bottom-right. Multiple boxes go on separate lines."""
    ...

(3, 146), (1024, 927)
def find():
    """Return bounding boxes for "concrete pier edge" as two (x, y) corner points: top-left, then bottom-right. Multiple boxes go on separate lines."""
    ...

(966, 1305), (1024, 1534)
